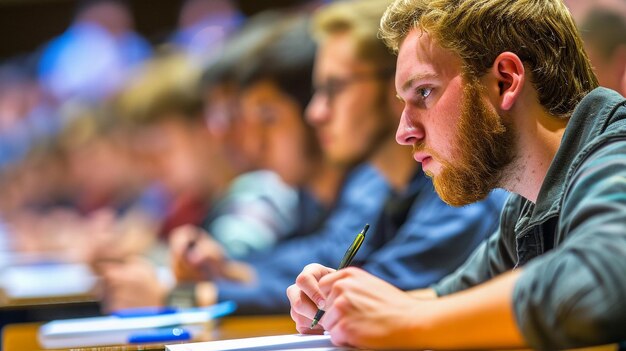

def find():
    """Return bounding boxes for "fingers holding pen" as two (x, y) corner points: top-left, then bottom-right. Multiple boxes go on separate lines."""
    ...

(169, 225), (201, 261)
(318, 266), (362, 300)
(287, 284), (325, 335)
(313, 267), (361, 330)
(170, 225), (205, 281)
(286, 283), (317, 318)
(290, 265), (358, 331)
(295, 263), (336, 309)
(170, 225), (227, 281)
(289, 264), (336, 332)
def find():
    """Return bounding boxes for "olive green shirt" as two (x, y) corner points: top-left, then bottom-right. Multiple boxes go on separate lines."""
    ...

(433, 88), (626, 350)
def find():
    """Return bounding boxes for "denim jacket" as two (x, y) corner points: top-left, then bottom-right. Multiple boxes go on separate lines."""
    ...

(434, 87), (626, 350)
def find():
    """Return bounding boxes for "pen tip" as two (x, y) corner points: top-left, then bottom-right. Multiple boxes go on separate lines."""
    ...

(362, 224), (370, 235)
(310, 319), (319, 329)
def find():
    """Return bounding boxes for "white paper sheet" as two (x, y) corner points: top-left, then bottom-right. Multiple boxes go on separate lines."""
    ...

(166, 334), (353, 351)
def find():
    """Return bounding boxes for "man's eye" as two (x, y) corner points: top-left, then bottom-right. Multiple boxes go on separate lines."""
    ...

(327, 79), (345, 95)
(418, 87), (432, 99)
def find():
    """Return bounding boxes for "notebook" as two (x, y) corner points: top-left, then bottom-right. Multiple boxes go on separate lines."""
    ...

(0, 262), (96, 299)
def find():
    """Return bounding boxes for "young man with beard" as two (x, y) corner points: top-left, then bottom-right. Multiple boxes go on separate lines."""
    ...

(288, 0), (626, 349)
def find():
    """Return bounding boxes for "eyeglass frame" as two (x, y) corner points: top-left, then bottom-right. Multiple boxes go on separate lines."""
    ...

(311, 67), (396, 108)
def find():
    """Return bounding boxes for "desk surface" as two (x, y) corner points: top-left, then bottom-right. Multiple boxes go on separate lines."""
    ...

(2, 315), (297, 351)
(3, 316), (619, 351)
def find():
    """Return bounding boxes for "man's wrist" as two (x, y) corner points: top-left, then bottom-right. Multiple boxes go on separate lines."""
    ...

(409, 287), (438, 300)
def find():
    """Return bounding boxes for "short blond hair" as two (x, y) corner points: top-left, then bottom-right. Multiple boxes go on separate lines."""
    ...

(312, 0), (396, 71)
(380, 0), (599, 118)
(114, 51), (203, 125)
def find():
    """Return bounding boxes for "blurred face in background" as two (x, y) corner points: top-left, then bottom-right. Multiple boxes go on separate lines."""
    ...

(204, 83), (258, 173)
(135, 117), (209, 195)
(240, 80), (318, 186)
(583, 38), (626, 96)
(66, 132), (137, 205)
(306, 33), (397, 167)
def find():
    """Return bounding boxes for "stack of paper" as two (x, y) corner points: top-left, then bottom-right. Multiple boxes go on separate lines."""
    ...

(166, 334), (354, 351)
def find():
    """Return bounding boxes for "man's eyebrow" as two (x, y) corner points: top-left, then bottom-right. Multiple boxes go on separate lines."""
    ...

(400, 72), (438, 93)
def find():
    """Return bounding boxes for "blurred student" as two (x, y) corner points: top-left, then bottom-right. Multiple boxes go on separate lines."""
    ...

(193, 12), (311, 256)
(102, 2), (506, 315)
(111, 51), (297, 256)
(288, 0), (626, 349)
(169, 0), (243, 62)
(38, 0), (151, 103)
(113, 53), (229, 238)
(577, 2), (626, 95)
(0, 58), (54, 169)
(236, 16), (346, 236)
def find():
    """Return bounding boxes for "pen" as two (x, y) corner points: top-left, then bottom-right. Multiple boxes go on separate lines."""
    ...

(112, 300), (238, 319)
(112, 306), (177, 318)
(128, 327), (191, 344)
(186, 233), (199, 255)
(310, 223), (369, 328)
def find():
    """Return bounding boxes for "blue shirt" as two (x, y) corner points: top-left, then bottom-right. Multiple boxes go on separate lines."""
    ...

(217, 163), (507, 314)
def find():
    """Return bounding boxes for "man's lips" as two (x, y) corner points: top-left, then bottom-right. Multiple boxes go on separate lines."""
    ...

(412, 152), (431, 163)
(413, 152), (434, 172)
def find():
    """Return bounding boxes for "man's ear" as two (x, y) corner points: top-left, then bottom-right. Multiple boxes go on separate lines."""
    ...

(490, 52), (525, 111)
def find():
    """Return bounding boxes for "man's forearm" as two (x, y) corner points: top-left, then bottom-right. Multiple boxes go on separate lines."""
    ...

(420, 269), (526, 350)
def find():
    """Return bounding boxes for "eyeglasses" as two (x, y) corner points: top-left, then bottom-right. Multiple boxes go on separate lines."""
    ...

(312, 68), (395, 107)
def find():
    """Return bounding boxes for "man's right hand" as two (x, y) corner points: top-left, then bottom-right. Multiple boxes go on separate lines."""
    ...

(169, 225), (226, 282)
(286, 263), (336, 334)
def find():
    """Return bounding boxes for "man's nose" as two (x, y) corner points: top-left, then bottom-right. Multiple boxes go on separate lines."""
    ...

(305, 93), (330, 125)
(395, 110), (424, 146)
